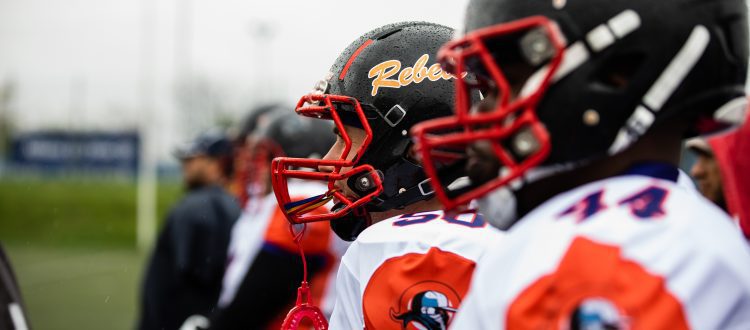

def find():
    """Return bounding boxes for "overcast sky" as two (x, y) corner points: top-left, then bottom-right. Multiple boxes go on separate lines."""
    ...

(0, 0), (470, 159)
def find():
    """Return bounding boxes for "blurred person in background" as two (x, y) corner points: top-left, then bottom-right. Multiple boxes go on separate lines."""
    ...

(229, 104), (282, 206)
(210, 110), (346, 330)
(138, 131), (241, 330)
(687, 138), (727, 210)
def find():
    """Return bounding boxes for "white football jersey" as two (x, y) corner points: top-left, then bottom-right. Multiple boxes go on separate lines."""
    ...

(329, 210), (505, 330)
(218, 192), (278, 307)
(218, 181), (348, 317)
(451, 164), (750, 330)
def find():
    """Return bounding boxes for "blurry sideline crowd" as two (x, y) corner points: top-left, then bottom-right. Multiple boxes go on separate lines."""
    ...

(139, 104), (343, 330)
(0, 103), (343, 330)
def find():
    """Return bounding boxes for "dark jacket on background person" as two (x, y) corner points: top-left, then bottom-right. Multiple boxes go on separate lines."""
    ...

(138, 185), (241, 330)
(0, 244), (31, 330)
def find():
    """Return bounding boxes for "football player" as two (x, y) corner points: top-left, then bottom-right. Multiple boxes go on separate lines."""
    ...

(412, 0), (750, 328)
(212, 110), (344, 329)
(271, 22), (504, 329)
(230, 104), (281, 206)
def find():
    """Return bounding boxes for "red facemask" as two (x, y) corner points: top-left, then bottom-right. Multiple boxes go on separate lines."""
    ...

(271, 93), (383, 224)
(412, 16), (566, 211)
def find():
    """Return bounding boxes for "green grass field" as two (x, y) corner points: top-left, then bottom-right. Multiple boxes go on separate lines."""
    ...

(0, 178), (182, 330)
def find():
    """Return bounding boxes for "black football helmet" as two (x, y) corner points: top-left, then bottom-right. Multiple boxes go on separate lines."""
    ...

(233, 104), (284, 205)
(271, 22), (462, 236)
(413, 0), (749, 210)
(255, 111), (335, 160)
(243, 110), (334, 203)
(235, 104), (285, 145)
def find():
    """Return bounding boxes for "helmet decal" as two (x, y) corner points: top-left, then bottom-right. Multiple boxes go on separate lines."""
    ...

(368, 54), (455, 96)
(339, 39), (374, 81)
(610, 25), (711, 154)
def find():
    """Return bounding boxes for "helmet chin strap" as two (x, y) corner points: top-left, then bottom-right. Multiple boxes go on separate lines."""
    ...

(332, 165), (458, 241)
(362, 157), (469, 213)
(363, 178), (435, 212)
(330, 204), (372, 242)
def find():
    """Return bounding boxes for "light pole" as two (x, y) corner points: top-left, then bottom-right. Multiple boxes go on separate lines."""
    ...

(136, 0), (158, 252)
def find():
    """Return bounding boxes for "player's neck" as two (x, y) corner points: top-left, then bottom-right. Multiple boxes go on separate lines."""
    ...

(369, 198), (444, 224)
(515, 126), (684, 220)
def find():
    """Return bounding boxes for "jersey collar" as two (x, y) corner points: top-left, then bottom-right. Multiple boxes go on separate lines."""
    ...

(621, 162), (680, 182)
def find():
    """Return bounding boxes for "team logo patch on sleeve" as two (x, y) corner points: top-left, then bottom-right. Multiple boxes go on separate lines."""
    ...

(362, 247), (475, 330)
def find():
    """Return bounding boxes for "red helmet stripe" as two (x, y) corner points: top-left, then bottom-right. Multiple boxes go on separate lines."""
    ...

(339, 39), (374, 80)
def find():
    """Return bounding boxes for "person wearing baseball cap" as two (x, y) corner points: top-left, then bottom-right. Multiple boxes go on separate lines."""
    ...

(173, 131), (235, 191)
(139, 131), (241, 330)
